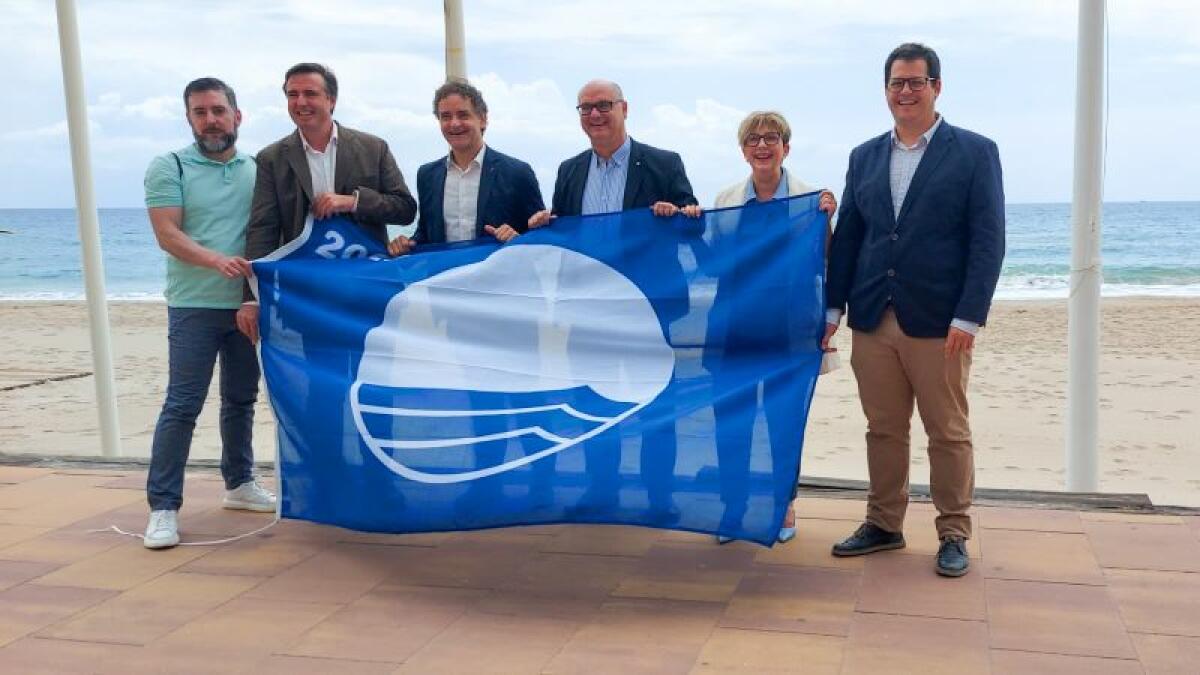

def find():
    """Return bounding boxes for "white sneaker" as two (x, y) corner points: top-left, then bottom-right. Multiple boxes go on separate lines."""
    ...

(223, 479), (276, 512)
(144, 509), (180, 549)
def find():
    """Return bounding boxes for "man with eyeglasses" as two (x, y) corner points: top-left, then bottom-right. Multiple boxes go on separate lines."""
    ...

(528, 79), (698, 521)
(824, 43), (1005, 577)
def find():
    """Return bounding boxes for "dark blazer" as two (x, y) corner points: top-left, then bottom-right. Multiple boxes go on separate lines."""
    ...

(550, 138), (697, 216)
(826, 120), (1005, 338)
(244, 123), (417, 261)
(413, 146), (544, 244)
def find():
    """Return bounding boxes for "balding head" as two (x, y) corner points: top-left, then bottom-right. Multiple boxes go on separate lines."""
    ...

(577, 79), (624, 103)
(576, 79), (628, 158)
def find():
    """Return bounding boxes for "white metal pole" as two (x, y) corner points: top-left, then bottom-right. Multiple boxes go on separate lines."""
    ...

(444, 0), (467, 80)
(54, 0), (121, 458)
(1067, 0), (1105, 491)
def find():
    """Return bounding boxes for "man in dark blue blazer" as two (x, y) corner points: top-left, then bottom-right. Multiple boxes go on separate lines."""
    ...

(396, 80), (552, 510)
(528, 79), (699, 522)
(824, 43), (1005, 577)
(388, 80), (544, 255)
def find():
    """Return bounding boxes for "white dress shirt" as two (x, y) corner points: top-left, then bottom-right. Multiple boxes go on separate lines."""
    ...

(443, 145), (485, 243)
(299, 123), (338, 197)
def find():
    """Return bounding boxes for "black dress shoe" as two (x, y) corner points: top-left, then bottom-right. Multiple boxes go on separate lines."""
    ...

(831, 522), (906, 557)
(936, 537), (970, 577)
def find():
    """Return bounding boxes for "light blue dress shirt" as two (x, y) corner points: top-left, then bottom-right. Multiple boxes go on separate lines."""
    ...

(581, 136), (632, 216)
(743, 168), (792, 203)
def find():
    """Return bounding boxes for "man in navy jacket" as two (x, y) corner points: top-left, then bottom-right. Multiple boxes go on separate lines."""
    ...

(824, 43), (1005, 577)
(389, 80), (544, 254)
(528, 79), (699, 521)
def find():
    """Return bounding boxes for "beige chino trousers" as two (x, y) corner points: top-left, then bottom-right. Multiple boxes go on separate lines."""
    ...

(850, 308), (974, 540)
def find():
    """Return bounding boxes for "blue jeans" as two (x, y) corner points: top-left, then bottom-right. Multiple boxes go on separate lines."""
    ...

(147, 307), (260, 510)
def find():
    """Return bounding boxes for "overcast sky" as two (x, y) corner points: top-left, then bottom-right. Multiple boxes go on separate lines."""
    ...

(3, 0), (1199, 208)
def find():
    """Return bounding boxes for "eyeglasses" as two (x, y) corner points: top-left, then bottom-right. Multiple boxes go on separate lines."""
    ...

(576, 100), (621, 115)
(887, 76), (936, 92)
(743, 132), (783, 147)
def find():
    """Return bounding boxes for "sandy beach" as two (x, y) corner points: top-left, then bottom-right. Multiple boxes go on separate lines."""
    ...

(0, 299), (1196, 507)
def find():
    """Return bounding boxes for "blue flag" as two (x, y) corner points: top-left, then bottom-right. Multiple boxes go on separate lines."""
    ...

(253, 193), (826, 545)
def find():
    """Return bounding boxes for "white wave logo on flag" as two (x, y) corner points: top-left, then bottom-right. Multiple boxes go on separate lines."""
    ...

(349, 244), (675, 483)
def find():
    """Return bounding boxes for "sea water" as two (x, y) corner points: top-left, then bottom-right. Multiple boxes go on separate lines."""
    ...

(1, 202), (1198, 300)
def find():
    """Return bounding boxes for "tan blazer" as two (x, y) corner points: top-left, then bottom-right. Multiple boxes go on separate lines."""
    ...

(244, 124), (417, 262)
(713, 170), (840, 374)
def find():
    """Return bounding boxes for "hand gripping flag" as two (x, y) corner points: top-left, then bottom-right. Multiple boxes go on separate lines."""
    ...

(253, 193), (826, 545)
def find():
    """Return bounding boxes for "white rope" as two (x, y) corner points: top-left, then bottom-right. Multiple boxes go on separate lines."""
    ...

(89, 515), (280, 546)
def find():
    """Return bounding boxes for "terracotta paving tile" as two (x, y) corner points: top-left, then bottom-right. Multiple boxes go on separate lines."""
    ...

(989, 649), (1144, 674)
(1130, 633), (1200, 675)
(1184, 516), (1199, 534)
(659, 529), (716, 545)
(376, 538), (539, 591)
(98, 473), (149, 490)
(0, 527), (126, 565)
(38, 572), (262, 645)
(1083, 520), (1200, 572)
(245, 542), (403, 604)
(473, 588), (605, 623)
(181, 534), (326, 577)
(0, 583), (116, 648)
(176, 506), (280, 539)
(0, 524), (49, 550)
(1080, 511), (1185, 525)
(32, 540), (208, 591)
(0, 472), (136, 506)
(334, 530), (455, 547)
(0, 559), (58, 591)
(611, 542), (754, 603)
(976, 506), (1084, 532)
(691, 627), (844, 673)
(0, 467), (54, 484)
(0, 483), (143, 529)
(754, 518), (866, 571)
(283, 585), (484, 663)
(979, 529), (1105, 585)
(544, 597), (724, 674)
(268, 518), (360, 544)
(146, 595), (342, 661)
(491, 550), (640, 600)
(841, 612), (990, 675)
(1105, 568), (1200, 637)
(251, 654), (398, 674)
(719, 565), (860, 636)
(541, 523), (664, 557)
(857, 552), (986, 620)
(455, 526), (559, 544)
(0, 636), (145, 674)
(398, 608), (581, 674)
(985, 578), (1136, 658)
(793, 495), (867, 521)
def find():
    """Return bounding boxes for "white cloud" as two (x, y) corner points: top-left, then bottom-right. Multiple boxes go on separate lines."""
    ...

(121, 96), (179, 121)
(0, 120), (73, 142)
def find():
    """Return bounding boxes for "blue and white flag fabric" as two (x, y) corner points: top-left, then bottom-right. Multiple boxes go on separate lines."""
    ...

(253, 193), (826, 545)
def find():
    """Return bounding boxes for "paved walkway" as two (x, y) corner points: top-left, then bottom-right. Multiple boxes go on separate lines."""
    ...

(1, 465), (1198, 674)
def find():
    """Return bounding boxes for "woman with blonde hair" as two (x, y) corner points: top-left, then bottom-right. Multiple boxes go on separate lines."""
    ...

(710, 111), (837, 544)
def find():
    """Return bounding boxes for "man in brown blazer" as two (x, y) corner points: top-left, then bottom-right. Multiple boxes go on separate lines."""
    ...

(236, 62), (417, 341)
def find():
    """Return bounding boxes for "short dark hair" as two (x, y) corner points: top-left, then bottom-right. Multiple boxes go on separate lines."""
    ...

(884, 42), (941, 83)
(183, 77), (237, 111)
(283, 62), (338, 99)
(432, 79), (488, 117)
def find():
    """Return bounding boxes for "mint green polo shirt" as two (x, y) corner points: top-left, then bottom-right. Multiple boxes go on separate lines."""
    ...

(143, 144), (256, 309)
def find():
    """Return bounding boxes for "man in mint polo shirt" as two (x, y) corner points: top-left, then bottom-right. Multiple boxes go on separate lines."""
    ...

(142, 77), (275, 550)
